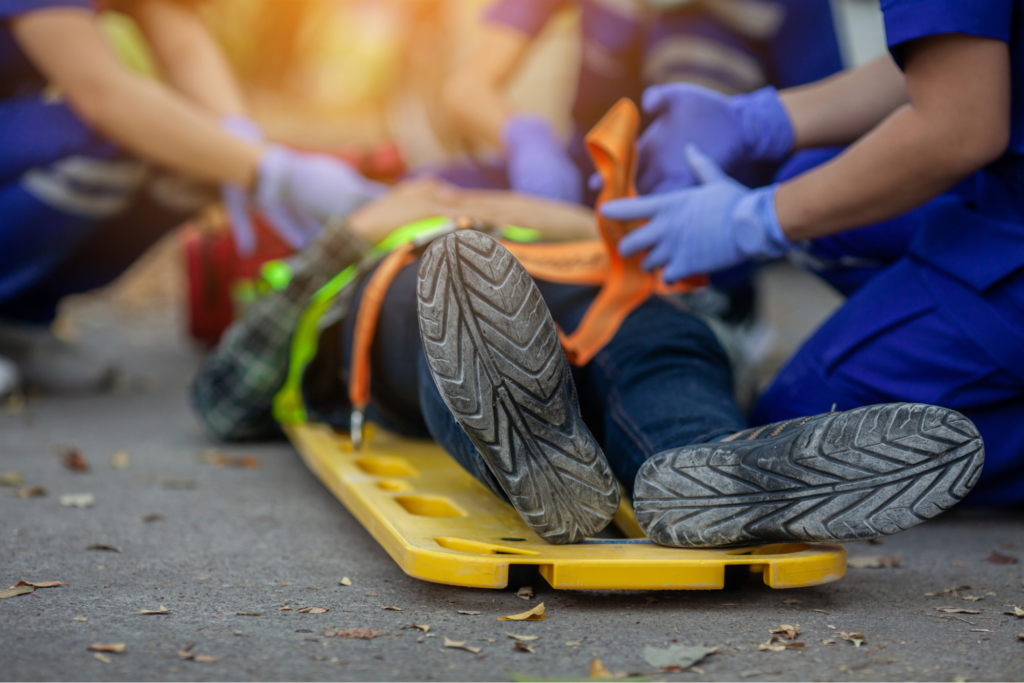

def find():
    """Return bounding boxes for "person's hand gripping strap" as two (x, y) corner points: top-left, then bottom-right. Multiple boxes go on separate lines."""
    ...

(219, 115), (264, 256)
(633, 84), (794, 194)
(502, 114), (583, 204)
(602, 145), (792, 283)
(256, 146), (388, 251)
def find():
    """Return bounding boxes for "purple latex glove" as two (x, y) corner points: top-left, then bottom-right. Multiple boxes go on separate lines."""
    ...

(219, 115), (263, 256)
(635, 84), (794, 195)
(602, 145), (791, 283)
(255, 146), (386, 250)
(503, 114), (582, 204)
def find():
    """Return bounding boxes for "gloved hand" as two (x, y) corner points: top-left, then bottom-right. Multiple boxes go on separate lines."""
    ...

(503, 114), (583, 204)
(634, 84), (794, 194)
(219, 115), (264, 256)
(601, 145), (791, 283)
(255, 146), (387, 251)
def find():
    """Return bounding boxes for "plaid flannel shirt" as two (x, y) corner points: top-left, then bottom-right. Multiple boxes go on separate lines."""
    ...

(190, 222), (369, 440)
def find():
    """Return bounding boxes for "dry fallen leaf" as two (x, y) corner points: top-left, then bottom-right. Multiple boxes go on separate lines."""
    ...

(770, 624), (800, 640)
(280, 606), (292, 611)
(18, 486), (47, 498)
(838, 632), (866, 647)
(516, 586), (534, 600)
(514, 641), (535, 653)
(782, 598), (801, 605)
(988, 550), (1018, 565)
(456, 610), (480, 615)
(925, 585), (971, 597)
(0, 584), (34, 599)
(61, 447), (89, 472)
(14, 580), (64, 588)
(821, 639), (836, 645)
(590, 658), (612, 677)
(73, 616), (87, 622)
(108, 451), (130, 469)
(60, 493), (94, 508)
(214, 454), (261, 469)
(88, 643), (126, 654)
(848, 555), (900, 569)
(235, 611), (262, 617)
(86, 543), (121, 553)
(137, 605), (170, 615)
(934, 607), (983, 614)
(381, 605), (402, 611)
(338, 577), (352, 586)
(177, 644), (217, 663)
(499, 602), (546, 621)
(443, 636), (482, 654)
(813, 609), (829, 614)
(0, 471), (24, 487)
(643, 644), (718, 669)
(1003, 606), (1024, 618)
(758, 636), (805, 652)
(327, 628), (384, 640)
(961, 595), (984, 601)
(139, 513), (164, 523)
(408, 624), (430, 633)
(507, 633), (540, 642)
(297, 607), (328, 614)
(565, 639), (582, 648)
(93, 653), (111, 664)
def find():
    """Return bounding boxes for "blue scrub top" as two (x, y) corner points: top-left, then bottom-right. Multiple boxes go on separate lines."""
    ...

(485, 0), (843, 138)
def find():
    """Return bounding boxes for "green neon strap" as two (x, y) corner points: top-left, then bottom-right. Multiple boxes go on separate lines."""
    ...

(272, 217), (452, 425)
(261, 260), (294, 292)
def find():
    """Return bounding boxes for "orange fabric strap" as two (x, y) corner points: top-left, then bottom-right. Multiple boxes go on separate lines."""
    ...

(348, 243), (417, 410)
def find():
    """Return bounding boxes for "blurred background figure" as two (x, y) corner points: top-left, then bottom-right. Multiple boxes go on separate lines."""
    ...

(0, 0), (383, 397)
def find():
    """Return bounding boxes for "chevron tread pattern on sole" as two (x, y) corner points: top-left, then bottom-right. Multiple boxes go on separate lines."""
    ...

(634, 403), (984, 548)
(416, 231), (619, 544)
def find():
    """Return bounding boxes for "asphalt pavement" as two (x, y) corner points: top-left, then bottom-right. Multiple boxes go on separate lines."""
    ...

(2, 263), (1023, 682)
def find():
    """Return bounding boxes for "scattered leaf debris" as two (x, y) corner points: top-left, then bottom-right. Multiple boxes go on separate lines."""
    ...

(443, 636), (481, 654)
(770, 624), (800, 640)
(88, 643), (126, 654)
(177, 644), (217, 663)
(988, 550), (1018, 565)
(297, 607), (328, 614)
(499, 602), (546, 621)
(61, 447), (89, 472)
(235, 611), (262, 617)
(0, 584), (35, 599)
(14, 580), (64, 588)
(280, 606), (292, 611)
(456, 610), (480, 615)
(758, 636), (805, 652)
(934, 607), (983, 614)
(108, 451), (130, 469)
(93, 653), (111, 664)
(643, 644), (718, 669)
(139, 513), (164, 523)
(847, 555), (900, 569)
(925, 585), (972, 597)
(514, 641), (535, 653)
(86, 543), (121, 553)
(821, 639), (836, 645)
(18, 486), (47, 498)
(73, 616), (87, 622)
(381, 605), (402, 611)
(565, 639), (582, 648)
(60, 493), (94, 508)
(404, 624), (430, 633)
(324, 628), (384, 640)
(838, 632), (866, 647)
(137, 605), (170, 615)
(217, 454), (260, 469)
(782, 598), (801, 605)
(590, 658), (612, 677)
(507, 633), (540, 642)
(0, 471), (24, 487)
(1003, 606), (1024, 618)
(338, 577), (352, 586)
(516, 586), (534, 600)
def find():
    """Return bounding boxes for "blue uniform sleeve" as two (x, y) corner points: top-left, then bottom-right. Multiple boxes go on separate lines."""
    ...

(0, 0), (93, 20)
(881, 0), (1013, 67)
(482, 0), (572, 39)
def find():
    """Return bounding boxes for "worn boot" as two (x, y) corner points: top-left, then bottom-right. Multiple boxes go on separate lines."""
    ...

(416, 230), (620, 544)
(634, 403), (985, 548)
(0, 321), (115, 394)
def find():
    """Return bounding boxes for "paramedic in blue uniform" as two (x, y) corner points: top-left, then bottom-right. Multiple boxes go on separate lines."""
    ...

(439, 0), (844, 206)
(600, 0), (1024, 506)
(0, 0), (383, 396)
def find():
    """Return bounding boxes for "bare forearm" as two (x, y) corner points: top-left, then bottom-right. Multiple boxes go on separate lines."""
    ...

(780, 56), (908, 150)
(129, 0), (246, 116)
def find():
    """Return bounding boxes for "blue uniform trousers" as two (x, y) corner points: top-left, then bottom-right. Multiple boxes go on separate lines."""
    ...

(753, 150), (1024, 506)
(0, 93), (205, 323)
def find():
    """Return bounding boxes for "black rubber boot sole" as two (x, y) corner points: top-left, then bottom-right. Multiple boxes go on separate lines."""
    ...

(416, 230), (619, 544)
(634, 403), (984, 548)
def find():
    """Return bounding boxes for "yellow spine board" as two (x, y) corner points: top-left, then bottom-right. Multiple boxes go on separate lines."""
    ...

(286, 422), (847, 591)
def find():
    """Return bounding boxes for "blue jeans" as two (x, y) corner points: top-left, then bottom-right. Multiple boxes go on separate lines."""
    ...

(338, 257), (746, 501)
